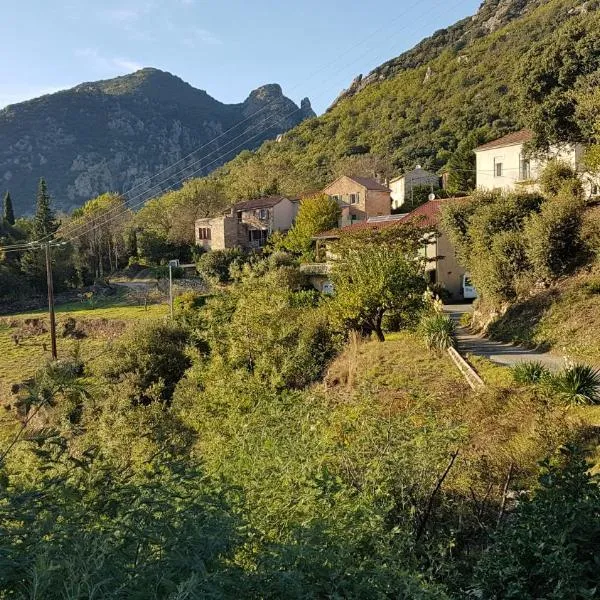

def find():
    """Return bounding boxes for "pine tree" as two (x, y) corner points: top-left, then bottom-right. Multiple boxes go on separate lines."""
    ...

(3, 192), (15, 226)
(32, 178), (58, 239)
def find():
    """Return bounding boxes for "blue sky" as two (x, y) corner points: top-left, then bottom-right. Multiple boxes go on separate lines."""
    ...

(0, 0), (481, 115)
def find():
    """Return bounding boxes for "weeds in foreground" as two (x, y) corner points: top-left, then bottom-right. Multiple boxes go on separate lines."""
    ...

(547, 363), (600, 406)
(512, 361), (550, 384)
(420, 314), (456, 352)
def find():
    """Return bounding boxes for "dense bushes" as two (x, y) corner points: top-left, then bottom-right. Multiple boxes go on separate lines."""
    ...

(441, 181), (588, 306)
(473, 449), (600, 600)
(101, 320), (191, 405)
(196, 248), (246, 283)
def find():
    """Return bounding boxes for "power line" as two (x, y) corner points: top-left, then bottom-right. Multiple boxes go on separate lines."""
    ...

(20, 0), (468, 250)
(27, 0), (459, 249)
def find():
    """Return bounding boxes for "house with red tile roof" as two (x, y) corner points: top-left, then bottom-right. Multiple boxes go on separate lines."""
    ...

(195, 195), (298, 251)
(311, 199), (468, 299)
(322, 175), (392, 226)
(474, 129), (600, 198)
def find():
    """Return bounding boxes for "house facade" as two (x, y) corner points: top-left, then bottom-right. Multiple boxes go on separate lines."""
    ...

(195, 195), (297, 251)
(474, 129), (600, 197)
(309, 202), (467, 299)
(389, 166), (440, 210)
(403, 199), (467, 299)
(322, 176), (391, 226)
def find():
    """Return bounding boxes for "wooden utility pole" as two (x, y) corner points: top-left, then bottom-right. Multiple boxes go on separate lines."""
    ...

(45, 243), (57, 360)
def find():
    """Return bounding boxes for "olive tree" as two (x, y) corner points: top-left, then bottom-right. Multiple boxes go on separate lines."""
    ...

(329, 226), (426, 342)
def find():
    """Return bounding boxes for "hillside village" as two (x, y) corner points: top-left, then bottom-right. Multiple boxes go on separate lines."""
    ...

(2, 0), (600, 597)
(193, 128), (600, 300)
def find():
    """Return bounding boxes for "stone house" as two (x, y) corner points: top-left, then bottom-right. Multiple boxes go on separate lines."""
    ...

(195, 195), (297, 251)
(389, 166), (440, 210)
(474, 129), (600, 198)
(322, 176), (391, 226)
(309, 200), (468, 300)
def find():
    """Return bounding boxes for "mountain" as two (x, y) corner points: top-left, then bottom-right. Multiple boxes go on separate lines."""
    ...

(0, 68), (315, 215)
(213, 0), (599, 196)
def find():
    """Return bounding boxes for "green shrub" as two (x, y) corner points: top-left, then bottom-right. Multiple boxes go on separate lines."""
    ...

(524, 194), (585, 281)
(512, 361), (550, 384)
(420, 313), (456, 351)
(547, 363), (600, 405)
(472, 448), (600, 600)
(538, 160), (581, 197)
(101, 320), (191, 406)
(196, 248), (245, 283)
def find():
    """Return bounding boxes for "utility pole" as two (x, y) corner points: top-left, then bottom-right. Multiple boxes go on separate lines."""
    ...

(168, 260), (175, 319)
(44, 242), (57, 360)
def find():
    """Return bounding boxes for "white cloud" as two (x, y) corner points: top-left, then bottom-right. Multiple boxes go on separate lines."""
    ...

(113, 58), (145, 71)
(102, 8), (141, 22)
(76, 48), (143, 74)
(183, 27), (222, 47)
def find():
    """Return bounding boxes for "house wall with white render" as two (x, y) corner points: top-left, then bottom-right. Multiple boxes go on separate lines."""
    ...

(474, 129), (600, 198)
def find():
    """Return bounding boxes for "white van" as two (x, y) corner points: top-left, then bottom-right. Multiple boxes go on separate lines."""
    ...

(462, 274), (477, 300)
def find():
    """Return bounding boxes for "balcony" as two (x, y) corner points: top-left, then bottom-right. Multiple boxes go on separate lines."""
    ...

(300, 263), (332, 276)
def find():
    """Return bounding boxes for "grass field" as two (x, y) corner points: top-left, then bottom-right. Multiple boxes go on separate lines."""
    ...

(0, 296), (169, 399)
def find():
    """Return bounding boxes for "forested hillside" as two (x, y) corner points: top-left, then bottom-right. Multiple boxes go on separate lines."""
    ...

(212, 0), (599, 197)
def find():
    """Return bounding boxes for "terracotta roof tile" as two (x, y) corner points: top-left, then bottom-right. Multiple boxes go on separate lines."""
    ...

(474, 129), (533, 152)
(347, 176), (391, 192)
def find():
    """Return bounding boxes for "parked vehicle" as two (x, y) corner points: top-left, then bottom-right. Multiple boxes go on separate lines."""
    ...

(462, 274), (477, 300)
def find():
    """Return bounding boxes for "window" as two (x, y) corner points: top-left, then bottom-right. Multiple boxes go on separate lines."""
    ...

(248, 229), (268, 247)
(494, 159), (503, 177)
(237, 211), (243, 222)
(331, 194), (340, 203)
(198, 227), (211, 241)
(256, 208), (269, 220)
(349, 193), (360, 205)
(592, 184), (600, 197)
(519, 155), (531, 180)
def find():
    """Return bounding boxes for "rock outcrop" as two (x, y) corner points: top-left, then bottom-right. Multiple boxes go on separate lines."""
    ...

(0, 68), (315, 214)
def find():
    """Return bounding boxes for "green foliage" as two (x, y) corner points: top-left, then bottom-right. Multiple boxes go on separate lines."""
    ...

(3, 191), (15, 225)
(440, 188), (590, 305)
(420, 313), (456, 351)
(101, 320), (191, 405)
(201, 264), (338, 390)
(32, 178), (58, 239)
(524, 193), (586, 282)
(511, 361), (550, 384)
(547, 363), (600, 405)
(445, 130), (489, 194)
(473, 448), (600, 600)
(538, 160), (581, 197)
(284, 193), (340, 257)
(196, 248), (246, 283)
(330, 227), (426, 341)
(518, 13), (600, 148)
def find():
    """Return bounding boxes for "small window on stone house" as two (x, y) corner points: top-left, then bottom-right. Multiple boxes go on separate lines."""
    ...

(198, 228), (211, 241)
(349, 193), (360, 205)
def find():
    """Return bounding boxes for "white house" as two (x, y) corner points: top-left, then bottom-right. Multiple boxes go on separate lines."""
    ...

(474, 129), (600, 198)
(389, 166), (440, 210)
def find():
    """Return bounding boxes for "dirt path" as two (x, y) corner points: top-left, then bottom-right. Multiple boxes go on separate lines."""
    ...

(444, 304), (567, 371)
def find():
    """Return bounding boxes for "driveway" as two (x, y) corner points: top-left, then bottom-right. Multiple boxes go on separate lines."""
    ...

(443, 304), (567, 371)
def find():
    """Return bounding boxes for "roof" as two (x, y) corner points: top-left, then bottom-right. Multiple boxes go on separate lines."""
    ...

(474, 129), (533, 152)
(314, 198), (469, 239)
(324, 175), (391, 193)
(232, 195), (288, 211)
(314, 214), (409, 240)
(389, 166), (438, 184)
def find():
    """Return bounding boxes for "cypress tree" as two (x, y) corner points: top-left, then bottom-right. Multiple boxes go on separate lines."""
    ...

(3, 192), (15, 225)
(32, 178), (58, 239)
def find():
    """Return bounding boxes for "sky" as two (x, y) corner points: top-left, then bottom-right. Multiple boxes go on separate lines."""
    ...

(0, 0), (481, 115)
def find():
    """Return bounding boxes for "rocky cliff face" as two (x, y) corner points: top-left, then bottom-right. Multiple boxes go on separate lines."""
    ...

(329, 0), (550, 108)
(0, 69), (315, 215)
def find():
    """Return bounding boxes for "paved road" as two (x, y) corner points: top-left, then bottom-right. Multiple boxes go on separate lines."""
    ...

(443, 304), (567, 371)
